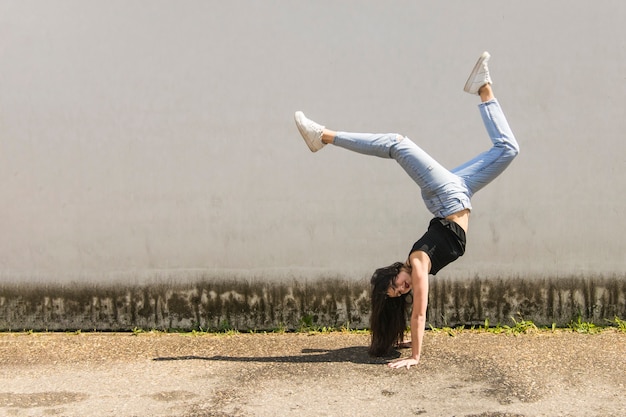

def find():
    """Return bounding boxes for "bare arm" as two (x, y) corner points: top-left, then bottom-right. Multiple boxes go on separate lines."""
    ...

(388, 251), (430, 369)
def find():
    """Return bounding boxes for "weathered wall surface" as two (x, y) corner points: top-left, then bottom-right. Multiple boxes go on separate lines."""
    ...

(2, 2), (626, 281)
(1, 276), (624, 332)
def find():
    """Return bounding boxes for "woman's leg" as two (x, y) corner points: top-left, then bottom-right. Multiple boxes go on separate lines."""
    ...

(451, 85), (520, 196)
(295, 111), (468, 218)
(330, 131), (460, 195)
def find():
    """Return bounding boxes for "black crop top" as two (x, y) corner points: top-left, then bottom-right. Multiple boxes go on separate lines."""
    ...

(409, 217), (467, 275)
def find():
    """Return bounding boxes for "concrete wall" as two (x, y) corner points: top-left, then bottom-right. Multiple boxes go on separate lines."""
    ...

(1, 1), (626, 282)
(1, 3), (625, 334)
(2, 275), (624, 332)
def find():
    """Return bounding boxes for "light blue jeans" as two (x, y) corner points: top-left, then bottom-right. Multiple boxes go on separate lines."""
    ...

(333, 99), (519, 218)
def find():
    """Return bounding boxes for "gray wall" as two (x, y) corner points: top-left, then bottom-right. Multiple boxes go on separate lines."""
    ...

(1, 1), (625, 283)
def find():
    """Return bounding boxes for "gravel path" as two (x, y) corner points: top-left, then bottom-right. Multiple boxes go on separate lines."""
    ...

(1, 331), (625, 416)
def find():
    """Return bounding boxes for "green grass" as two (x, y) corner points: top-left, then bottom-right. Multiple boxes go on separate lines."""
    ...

(7, 315), (626, 336)
(607, 316), (626, 332)
(426, 315), (626, 337)
(429, 325), (465, 337)
(568, 317), (601, 334)
(506, 316), (539, 335)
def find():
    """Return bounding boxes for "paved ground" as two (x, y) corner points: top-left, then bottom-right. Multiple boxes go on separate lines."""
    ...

(0, 330), (625, 417)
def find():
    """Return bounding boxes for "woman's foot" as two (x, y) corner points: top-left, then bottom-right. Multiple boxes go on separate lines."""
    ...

(294, 111), (326, 152)
(463, 51), (492, 95)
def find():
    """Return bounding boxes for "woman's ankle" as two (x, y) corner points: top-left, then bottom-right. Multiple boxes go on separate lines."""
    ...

(479, 84), (494, 102)
(322, 129), (336, 144)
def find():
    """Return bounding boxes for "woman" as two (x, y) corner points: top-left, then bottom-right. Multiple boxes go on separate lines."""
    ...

(294, 52), (519, 369)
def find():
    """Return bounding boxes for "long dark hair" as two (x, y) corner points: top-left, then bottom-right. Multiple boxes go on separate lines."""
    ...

(368, 261), (412, 357)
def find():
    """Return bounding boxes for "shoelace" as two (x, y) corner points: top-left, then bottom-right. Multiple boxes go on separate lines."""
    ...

(482, 64), (490, 80)
(306, 120), (322, 134)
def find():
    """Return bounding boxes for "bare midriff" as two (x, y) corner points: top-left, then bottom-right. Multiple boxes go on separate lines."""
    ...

(445, 208), (470, 234)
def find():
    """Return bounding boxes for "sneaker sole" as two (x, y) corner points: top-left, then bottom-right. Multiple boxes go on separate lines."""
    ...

(463, 51), (490, 93)
(295, 112), (322, 152)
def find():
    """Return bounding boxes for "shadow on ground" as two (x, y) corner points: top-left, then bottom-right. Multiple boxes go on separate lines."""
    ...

(153, 345), (400, 364)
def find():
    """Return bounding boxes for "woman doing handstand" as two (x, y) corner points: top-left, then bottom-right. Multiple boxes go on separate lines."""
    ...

(294, 52), (519, 369)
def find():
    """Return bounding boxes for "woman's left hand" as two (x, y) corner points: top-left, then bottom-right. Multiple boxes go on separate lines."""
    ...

(388, 356), (420, 370)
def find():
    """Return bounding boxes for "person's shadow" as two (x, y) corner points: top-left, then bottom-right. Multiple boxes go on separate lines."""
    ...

(153, 346), (401, 365)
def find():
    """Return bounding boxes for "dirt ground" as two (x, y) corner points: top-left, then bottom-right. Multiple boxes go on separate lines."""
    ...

(0, 330), (625, 417)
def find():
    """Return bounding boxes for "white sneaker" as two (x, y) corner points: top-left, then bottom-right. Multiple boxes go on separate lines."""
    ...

(463, 51), (492, 95)
(294, 111), (325, 152)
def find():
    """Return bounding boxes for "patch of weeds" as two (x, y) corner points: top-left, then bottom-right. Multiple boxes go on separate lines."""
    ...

(131, 327), (145, 336)
(274, 322), (287, 334)
(343, 328), (369, 335)
(298, 314), (315, 332)
(297, 314), (334, 333)
(503, 316), (538, 335)
(477, 317), (538, 335)
(568, 317), (600, 334)
(429, 325), (463, 337)
(189, 329), (209, 337)
(218, 319), (236, 333)
(428, 324), (439, 332)
(489, 324), (507, 334)
(606, 316), (626, 333)
(481, 319), (507, 334)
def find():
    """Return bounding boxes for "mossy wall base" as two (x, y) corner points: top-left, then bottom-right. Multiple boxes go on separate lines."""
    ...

(1, 275), (624, 331)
